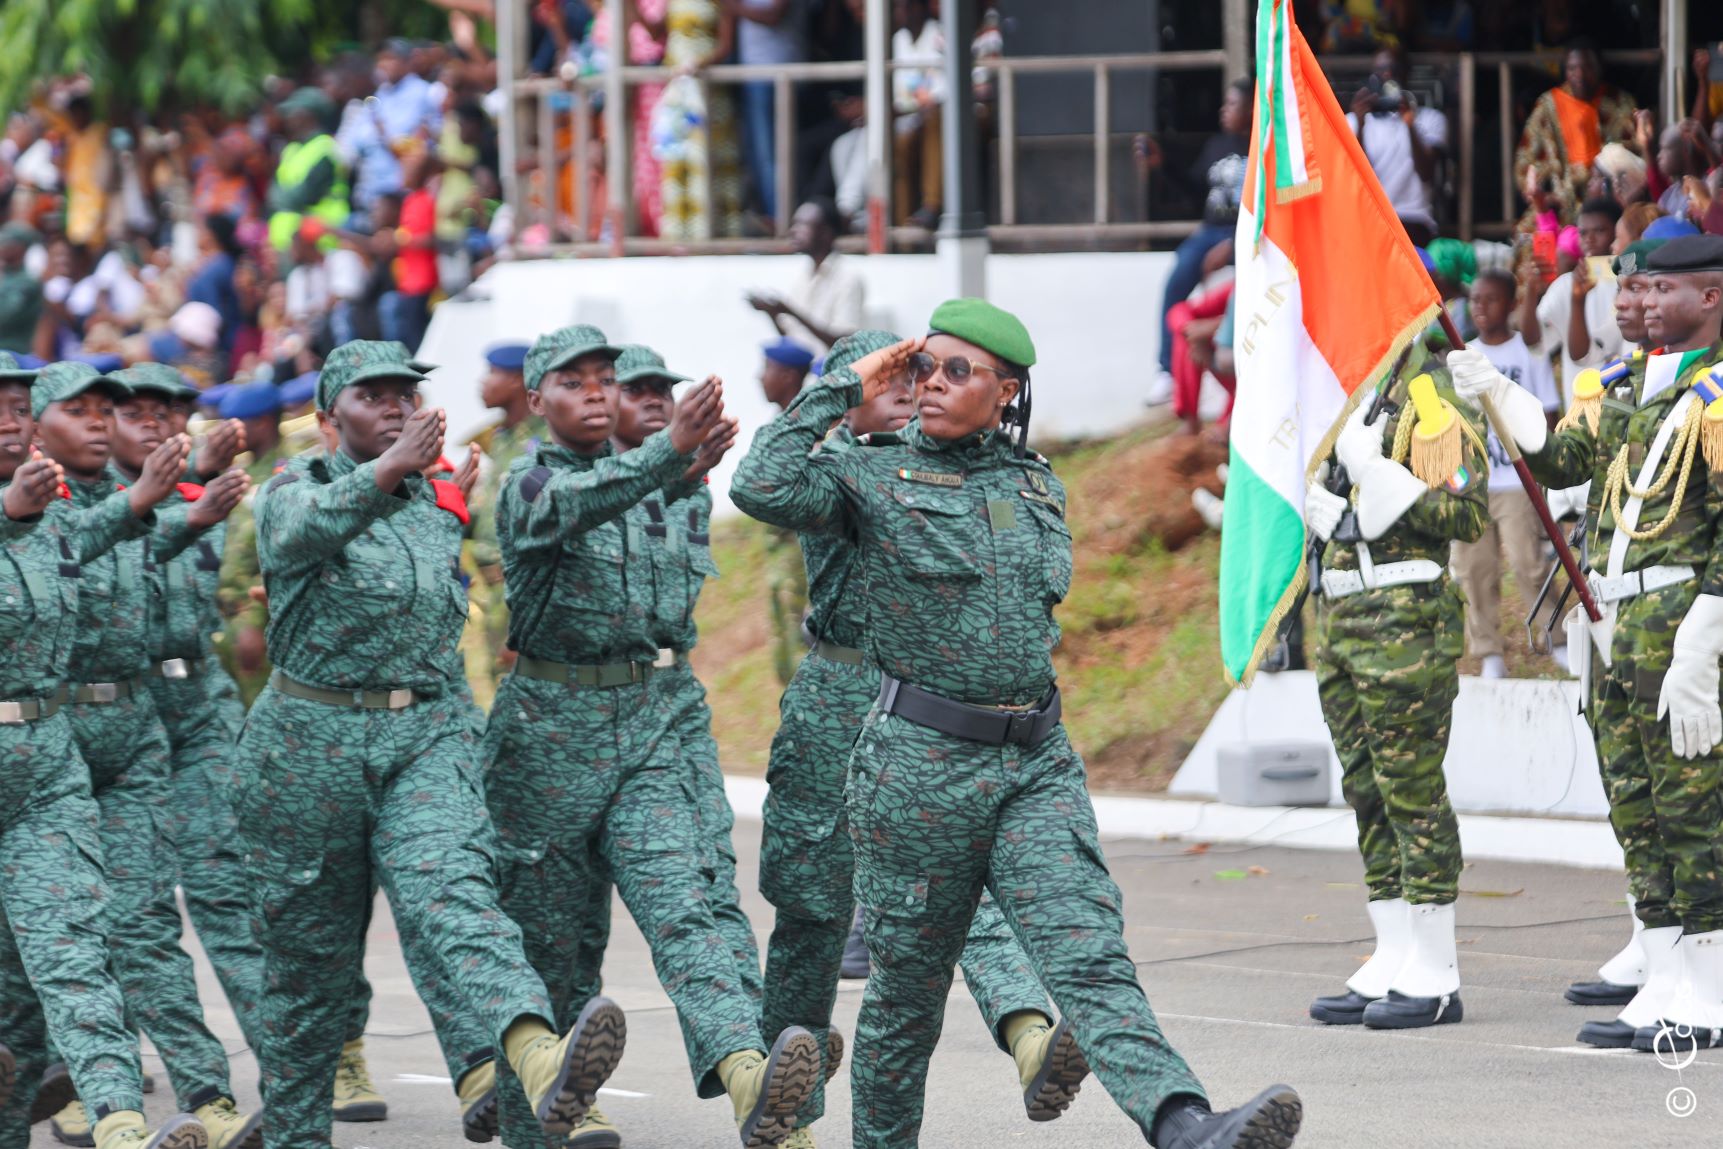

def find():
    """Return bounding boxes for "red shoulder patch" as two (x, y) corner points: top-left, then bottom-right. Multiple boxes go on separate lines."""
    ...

(176, 482), (206, 502)
(430, 479), (470, 525)
(57, 482), (70, 501)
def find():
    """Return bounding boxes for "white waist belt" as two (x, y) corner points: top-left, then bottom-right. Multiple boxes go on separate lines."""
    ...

(1320, 559), (1445, 599)
(1587, 564), (1696, 605)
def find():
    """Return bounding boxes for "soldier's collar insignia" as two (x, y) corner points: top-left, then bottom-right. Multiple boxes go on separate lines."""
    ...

(898, 468), (963, 487)
(1027, 471), (1049, 494)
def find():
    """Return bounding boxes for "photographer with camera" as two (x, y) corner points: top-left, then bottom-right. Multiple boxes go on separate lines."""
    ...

(1345, 43), (1447, 246)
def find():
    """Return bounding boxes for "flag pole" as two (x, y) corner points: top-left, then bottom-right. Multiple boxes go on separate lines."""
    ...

(1436, 310), (1603, 624)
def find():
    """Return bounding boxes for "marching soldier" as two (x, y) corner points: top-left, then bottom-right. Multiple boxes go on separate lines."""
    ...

(1303, 338), (1489, 1031)
(481, 325), (817, 1149)
(732, 301), (1303, 1149)
(237, 340), (627, 1149)
(36, 363), (263, 1149)
(747, 330), (1092, 1147)
(467, 342), (540, 695)
(0, 351), (209, 1149)
(1456, 234), (1723, 1051)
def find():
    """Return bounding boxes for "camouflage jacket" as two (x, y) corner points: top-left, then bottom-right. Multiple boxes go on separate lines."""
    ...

(471, 415), (548, 574)
(1319, 353), (1491, 579)
(732, 368), (1071, 707)
(148, 483), (227, 664)
(497, 433), (691, 665)
(67, 471), (199, 683)
(218, 443), (295, 633)
(0, 488), (147, 699)
(633, 479), (719, 655)
(1527, 344), (1723, 579)
(256, 448), (468, 694)
(798, 425), (867, 652)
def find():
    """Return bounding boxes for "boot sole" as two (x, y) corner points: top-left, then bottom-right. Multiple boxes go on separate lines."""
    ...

(568, 1126), (623, 1149)
(462, 1087), (497, 1143)
(1226, 1085), (1303, 1149)
(740, 1028), (820, 1149)
(332, 1100), (389, 1122)
(824, 1029), (845, 1084)
(51, 1118), (95, 1148)
(536, 997), (628, 1137)
(147, 1114), (209, 1149)
(1023, 1019), (1090, 1122)
(31, 1065), (76, 1125)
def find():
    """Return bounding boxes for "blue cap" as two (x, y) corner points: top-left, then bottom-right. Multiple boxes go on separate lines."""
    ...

(1644, 216), (1701, 240)
(69, 352), (125, 374)
(763, 337), (815, 370)
(199, 383), (234, 409)
(485, 343), (530, 371)
(218, 381), (285, 421)
(278, 371), (319, 409)
(11, 353), (45, 370)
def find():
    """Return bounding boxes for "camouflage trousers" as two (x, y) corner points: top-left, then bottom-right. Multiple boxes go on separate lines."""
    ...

(570, 658), (762, 1019)
(149, 664), (266, 1054)
(1592, 657), (1723, 933)
(236, 686), (553, 1149)
(68, 690), (233, 1108)
(846, 711), (1205, 1148)
(761, 649), (1052, 1126)
(1315, 583), (1464, 905)
(482, 673), (765, 1149)
(0, 714), (144, 1144)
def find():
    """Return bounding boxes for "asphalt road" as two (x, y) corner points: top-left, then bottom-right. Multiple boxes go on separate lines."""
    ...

(83, 825), (1719, 1148)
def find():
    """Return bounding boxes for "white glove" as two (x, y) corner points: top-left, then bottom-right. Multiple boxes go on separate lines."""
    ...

(1334, 401), (1387, 479)
(1306, 465), (1346, 542)
(1446, 347), (1548, 453)
(1658, 594), (1723, 759)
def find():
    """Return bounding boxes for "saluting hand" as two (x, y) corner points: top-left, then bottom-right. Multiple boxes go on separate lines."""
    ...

(129, 434), (192, 518)
(2, 450), (64, 520)
(669, 377), (726, 455)
(452, 446), (481, 502)
(377, 407), (447, 489)
(186, 469), (251, 530)
(197, 419), (246, 477)
(852, 337), (923, 405)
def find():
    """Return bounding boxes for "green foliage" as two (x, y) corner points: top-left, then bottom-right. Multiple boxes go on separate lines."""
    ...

(0, 0), (452, 119)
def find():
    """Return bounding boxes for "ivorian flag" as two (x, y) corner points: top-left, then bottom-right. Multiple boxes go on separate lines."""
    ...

(1218, 0), (1441, 684)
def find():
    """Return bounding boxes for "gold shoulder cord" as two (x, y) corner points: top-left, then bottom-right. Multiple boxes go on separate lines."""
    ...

(1389, 404), (1486, 469)
(1602, 399), (1703, 542)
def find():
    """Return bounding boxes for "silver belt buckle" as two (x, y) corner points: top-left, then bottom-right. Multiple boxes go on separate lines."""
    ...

(160, 658), (190, 680)
(0, 701), (24, 724)
(385, 688), (414, 710)
(85, 682), (118, 703)
(654, 647), (677, 669)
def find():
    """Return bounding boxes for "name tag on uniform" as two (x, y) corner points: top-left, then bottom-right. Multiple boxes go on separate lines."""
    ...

(898, 468), (963, 487)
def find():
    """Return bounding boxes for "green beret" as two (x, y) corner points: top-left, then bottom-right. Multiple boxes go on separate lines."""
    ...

(316, 340), (429, 411)
(113, 363), (197, 400)
(824, 329), (901, 377)
(1615, 238), (1667, 277)
(614, 344), (691, 387)
(32, 362), (129, 419)
(927, 298), (1036, 369)
(525, 325), (623, 391)
(0, 351), (37, 384)
(1646, 234), (1723, 276)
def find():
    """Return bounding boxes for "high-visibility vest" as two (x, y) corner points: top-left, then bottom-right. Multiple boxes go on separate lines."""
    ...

(269, 134), (350, 250)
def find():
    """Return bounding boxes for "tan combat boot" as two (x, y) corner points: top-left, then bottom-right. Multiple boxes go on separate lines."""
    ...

(567, 1102), (621, 1147)
(52, 1099), (95, 1147)
(1009, 1015), (1090, 1122)
(719, 1028), (819, 1149)
(457, 1058), (497, 1143)
(92, 1110), (208, 1149)
(192, 1097), (263, 1149)
(332, 1038), (387, 1122)
(510, 998), (626, 1136)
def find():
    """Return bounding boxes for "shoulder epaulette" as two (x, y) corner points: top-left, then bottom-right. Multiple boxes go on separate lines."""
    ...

(519, 465), (552, 503)
(1601, 358), (1633, 386)
(175, 482), (206, 502)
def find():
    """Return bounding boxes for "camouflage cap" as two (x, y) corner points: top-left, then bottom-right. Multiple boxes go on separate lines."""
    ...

(317, 340), (430, 411)
(927, 298), (1036, 368)
(615, 344), (691, 387)
(0, 350), (37, 384)
(113, 362), (198, 400)
(823, 329), (902, 377)
(524, 325), (623, 391)
(32, 361), (129, 418)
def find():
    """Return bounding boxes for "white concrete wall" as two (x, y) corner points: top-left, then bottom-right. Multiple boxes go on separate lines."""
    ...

(416, 251), (1177, 513)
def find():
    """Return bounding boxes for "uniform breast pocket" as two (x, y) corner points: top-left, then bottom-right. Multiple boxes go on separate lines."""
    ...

(563, 524), (628, 619)
(0, 567), (34, 648)
(888, 487), (983, 583)
(1023, 500), (1074, 604)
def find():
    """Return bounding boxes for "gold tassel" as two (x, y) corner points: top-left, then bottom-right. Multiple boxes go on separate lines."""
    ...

(1556, 367), (1604, 435)
(1703, 399), (1723, 473)
(1405, 374), (1461, 489)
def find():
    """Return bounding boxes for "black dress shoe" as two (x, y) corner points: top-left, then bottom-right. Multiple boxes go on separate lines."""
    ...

(1631, 1021), (1723, 1053)
(1308, 989), (1374, 1025)
(1153, 1085), (1303, 1149)
(1362, 990), (1463, 1029)
(1564, 979), (1640, 1006)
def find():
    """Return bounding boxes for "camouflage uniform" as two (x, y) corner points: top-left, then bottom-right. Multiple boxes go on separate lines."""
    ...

(61, 470), (239, 1110)
(217, 442), (294, 704)
(570, 482), (763, 1017)
(240, 443), (555, 1149)
(485, 435), (771, 1148)
(758, 422), (1053, 1128)
(733, 368), (1208, 1147)
(468, 415), (547, 699)
(144, 483), (267, 1052)
(1526, 344), (1723, 932)
(0, 490), (150, 1140)
(1314, 355), (1488, 906)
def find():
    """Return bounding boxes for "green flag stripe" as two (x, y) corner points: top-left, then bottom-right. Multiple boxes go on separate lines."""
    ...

(1218, 446), (1306, 682)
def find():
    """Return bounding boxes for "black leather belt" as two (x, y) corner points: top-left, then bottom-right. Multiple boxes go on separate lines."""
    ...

(877, 675), (1062, 748)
